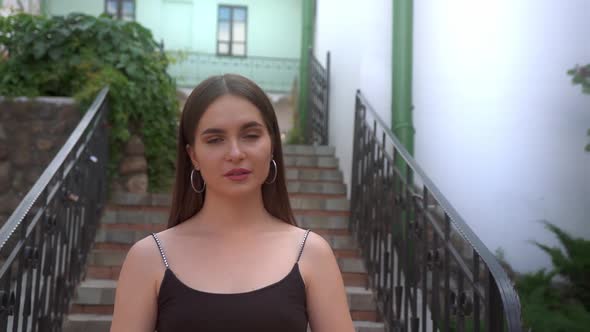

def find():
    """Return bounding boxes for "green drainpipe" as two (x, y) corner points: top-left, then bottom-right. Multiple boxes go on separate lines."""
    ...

(297, 0), (314, 142)
(392, 0), (415, 156)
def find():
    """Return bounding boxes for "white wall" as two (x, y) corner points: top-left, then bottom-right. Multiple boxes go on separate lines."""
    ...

(315, 0), (392, 195)
(317, 0), (590, 272)
(413, 0), (590, 272)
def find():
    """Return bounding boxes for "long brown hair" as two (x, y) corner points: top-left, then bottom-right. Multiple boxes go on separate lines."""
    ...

(168, 74), (296, 228)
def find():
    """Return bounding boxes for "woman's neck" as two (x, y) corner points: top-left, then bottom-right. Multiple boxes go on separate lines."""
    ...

(191, 188), (271, 233)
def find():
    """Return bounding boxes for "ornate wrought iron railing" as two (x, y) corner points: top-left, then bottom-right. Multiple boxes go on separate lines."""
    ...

(0, 87), (109, 331)
(167, 51), (299, 93)
(306, 48), (330, 145)
(350, 90), (522, 332)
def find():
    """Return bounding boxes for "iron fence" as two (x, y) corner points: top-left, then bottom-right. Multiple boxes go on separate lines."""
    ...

(0, 87), (109, 331)
(167, 51), (299, 93)
(350, 90), (522, 332)
(306, 48), (330, 145)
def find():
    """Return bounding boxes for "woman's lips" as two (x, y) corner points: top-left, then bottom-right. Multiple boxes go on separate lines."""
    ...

(224, 168), (251, 181)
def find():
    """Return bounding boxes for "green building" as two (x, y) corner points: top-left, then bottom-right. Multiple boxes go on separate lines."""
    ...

(41, 0), (302, 92)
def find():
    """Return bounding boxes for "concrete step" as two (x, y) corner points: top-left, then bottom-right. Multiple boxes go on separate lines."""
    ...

(283, 155), (338, 168)
(87, 248), (365, 272)
(107, 192), (362, 210)
(64, 314), (385, 332)
(72, 279), (377, 314)
(91, 232), (357, 255)
(287, 181), (347, 195)
(100, 202), (351, 226)
(285, 168), (343, 182)
(282, 145), (335, 156)
(63, 314), (111, 332)
(94, 220), (354, 245)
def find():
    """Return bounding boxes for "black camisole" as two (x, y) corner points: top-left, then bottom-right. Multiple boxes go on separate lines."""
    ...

(151, 229), (311, 332)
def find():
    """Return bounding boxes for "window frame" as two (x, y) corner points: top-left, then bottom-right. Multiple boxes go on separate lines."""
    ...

(216, 4), (248, 57)
(104, 0), (136, 21)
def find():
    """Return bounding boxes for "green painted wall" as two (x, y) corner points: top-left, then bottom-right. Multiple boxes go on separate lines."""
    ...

(44, 0), (302, 59)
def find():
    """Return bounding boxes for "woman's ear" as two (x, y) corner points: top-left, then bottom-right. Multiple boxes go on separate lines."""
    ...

(185, 144), (199, 169)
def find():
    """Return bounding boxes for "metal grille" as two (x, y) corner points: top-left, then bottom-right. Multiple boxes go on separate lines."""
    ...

(306, 49), (330, 145)
(167, 51), (299, 93)
(350, 90), (522, 332)
(0, 88), (109, 331)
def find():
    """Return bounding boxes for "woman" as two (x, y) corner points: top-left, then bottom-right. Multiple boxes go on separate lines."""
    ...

(110, 74), (355, 332)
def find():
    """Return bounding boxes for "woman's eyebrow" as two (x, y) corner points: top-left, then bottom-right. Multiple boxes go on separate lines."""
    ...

(200, 121), (264, 136)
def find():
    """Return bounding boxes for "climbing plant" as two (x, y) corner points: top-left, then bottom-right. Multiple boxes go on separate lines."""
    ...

(567, 64), (590, 152)
(0, 13), (178, 191)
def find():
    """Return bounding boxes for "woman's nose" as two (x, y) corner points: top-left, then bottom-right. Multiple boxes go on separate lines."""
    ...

(226, 139), (245, 161)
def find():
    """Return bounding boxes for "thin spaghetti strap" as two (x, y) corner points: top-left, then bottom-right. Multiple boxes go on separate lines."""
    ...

(151, 233), (169, 269)
(296, 229), (311, 263)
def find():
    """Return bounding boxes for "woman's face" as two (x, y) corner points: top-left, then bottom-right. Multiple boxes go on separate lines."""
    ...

(187, 94), (273, 197)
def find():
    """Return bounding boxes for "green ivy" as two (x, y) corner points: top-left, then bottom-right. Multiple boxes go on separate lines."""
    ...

(0, 13), (178, 191)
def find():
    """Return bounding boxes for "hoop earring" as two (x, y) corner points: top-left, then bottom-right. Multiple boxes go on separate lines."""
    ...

(265, 159), (277, 184)
(190, 168), (206, 193)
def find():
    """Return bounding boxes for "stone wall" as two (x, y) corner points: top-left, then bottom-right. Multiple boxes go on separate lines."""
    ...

(0, 97), (80, 227)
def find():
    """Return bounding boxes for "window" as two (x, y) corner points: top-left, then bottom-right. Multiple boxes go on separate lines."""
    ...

(105, 0), (135, 21)
(217, 5), (247, 56)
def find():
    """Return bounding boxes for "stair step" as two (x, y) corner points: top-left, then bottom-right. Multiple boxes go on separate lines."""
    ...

(287, 181), (347, 194)
(282, 145), (335, 156)
(286, 168), (343, 182)
(73, 280), (377, 314)
(106, 192), (349, 215)
(283, 155), (338, 168)
(63, 314), (111, 332)
(88, 248), (364, 272)
(353, 320), (386, 332)
(64, 314), (384, 332)
(92, 232), (357, 255)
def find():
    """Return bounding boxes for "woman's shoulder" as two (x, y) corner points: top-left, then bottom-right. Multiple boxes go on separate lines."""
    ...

(123, 233), (168, 272)
(299, 229), (335, 262)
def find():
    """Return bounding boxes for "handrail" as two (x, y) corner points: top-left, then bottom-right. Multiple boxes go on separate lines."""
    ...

(0, 87), (108, 249)
(352, 90), (521, 331)
(0, 87), (109, 331)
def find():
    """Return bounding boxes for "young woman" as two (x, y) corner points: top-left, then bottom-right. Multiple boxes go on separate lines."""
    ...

(110, 74), (355, 332)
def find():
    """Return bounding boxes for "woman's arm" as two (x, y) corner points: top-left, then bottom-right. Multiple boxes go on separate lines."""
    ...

(301, 232), (355, 332)
(110, 236), (161, 332)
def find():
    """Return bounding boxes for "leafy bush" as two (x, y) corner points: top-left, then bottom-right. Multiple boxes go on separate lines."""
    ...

(0, 13), (178, 191)
(517, 221), (590, 331)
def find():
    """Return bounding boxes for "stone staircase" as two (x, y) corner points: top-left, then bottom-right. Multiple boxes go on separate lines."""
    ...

(63, 145), (385, 332)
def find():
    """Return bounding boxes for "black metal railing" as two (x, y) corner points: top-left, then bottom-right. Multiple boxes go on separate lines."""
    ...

(306, 48), (330, 145)
(0, 87), (109, 331)
(350, 90), (522, 332)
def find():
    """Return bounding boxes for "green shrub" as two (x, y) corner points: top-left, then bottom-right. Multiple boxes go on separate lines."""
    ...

(517, 222), (590, 331)
(0, 13), (178, 191)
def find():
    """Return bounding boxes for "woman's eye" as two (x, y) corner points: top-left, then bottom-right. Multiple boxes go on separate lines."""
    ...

(207, 138), (222, 144)
(244, 134), (260, 139)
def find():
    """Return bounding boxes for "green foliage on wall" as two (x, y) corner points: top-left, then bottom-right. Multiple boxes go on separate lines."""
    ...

(517, 221), (590, 331)
(567, 64), (590, 152)
(0, 13), (178, 191)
